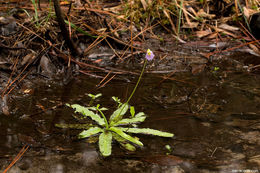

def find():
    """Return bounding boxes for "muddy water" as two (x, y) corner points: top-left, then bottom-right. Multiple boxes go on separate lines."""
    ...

(0, 58), (260, 173)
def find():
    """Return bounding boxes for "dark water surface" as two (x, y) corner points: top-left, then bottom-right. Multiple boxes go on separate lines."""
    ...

(0, 59), (260, 173)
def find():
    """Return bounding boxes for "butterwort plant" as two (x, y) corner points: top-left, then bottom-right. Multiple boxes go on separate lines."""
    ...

(56, 49), (174, 156)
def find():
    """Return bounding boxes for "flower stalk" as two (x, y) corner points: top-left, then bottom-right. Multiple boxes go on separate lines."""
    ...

(96, 104), (109, 129)
(118, 49), (154, 117)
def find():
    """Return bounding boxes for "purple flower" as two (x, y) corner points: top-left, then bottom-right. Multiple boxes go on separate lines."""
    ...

(145, 49), (154, 61)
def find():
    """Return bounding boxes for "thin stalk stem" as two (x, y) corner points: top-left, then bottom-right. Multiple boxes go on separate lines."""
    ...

(97, 106), (109, 129)
(89, 98), (94, 106)
(126, 60), (147, 104)
(177, 0), (183, 35)
(118, 60), (147, 116)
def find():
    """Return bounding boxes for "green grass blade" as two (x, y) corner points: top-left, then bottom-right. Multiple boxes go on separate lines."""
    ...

(109, 127), (143, 146)
(78, 127), (103, 139)
(237, 0), (251, 32)
(31, 0), (39, 25)
(64, 20), (98, 38)
(99, 131), (112, 157)
(119, 128), (174, 137)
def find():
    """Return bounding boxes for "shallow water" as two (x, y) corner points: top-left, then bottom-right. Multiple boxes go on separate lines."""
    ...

(0, 56), (260, 173)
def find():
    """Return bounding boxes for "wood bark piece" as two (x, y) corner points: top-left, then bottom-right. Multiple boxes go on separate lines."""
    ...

(53, 0), (80, 56)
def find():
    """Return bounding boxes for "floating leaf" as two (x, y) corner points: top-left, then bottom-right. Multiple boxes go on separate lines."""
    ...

(118, 128), (174, 137)
(55, 123), (92, 129)
(99, 131), (112, 157)
(87, 136), (99, 143)
(112, 133), (136, 151)
(67, 104), (105, 126)
(78, 127), (103, 139)
(72, 113), (88, 121)
(109, 127), (143, 146)
(109, 103), (129, 123)
(112, 116), (146, 126)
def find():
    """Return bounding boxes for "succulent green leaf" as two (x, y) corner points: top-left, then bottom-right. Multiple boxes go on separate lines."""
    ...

(78, 127), (103, 139)
(135, 112), (145, 117)
(130, 106), (135, 117)
(88, 94), (95, 98)
(112, 96), (122, 105)
(88, 93), (102, 99)
(55, 123), (92, 129)
(67, 104), (105, 126)
(109, 103), (129, 123)
(165, 145), (172, 152)
(99, 131), (112, 157)
(87, 106), (108, 111)
(112, 116), (146, 126)
(95, 93), (102, 98)
(112, 133), (136, 151)
(109, 127), (143, 146)
(118, 128), (174, 137)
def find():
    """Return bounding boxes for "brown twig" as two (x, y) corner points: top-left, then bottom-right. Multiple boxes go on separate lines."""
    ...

(97, 74), (116, 89)
(96, 71), (111, 87)
(3, 144), (29, 173)
(205, 40), (260, 58)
